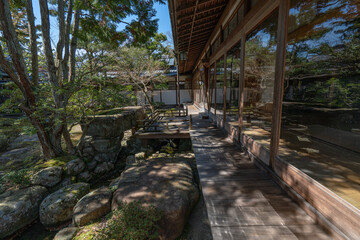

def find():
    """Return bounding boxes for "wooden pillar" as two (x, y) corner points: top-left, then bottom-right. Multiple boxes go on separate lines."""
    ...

(238, 32), (246, 142)
(269, 0), (290, 169)
(214, 61), (217, 116)
(223, 53), (227, 124)
(204, 65), (210, 113)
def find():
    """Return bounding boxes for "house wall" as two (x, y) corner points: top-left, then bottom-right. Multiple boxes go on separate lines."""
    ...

(186, 0), (360, 239)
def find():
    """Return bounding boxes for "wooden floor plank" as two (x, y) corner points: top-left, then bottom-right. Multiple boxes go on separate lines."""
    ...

(188, 105), (333, 240)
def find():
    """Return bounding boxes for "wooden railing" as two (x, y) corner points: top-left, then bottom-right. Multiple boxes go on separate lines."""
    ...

(137, 106), (192, 133)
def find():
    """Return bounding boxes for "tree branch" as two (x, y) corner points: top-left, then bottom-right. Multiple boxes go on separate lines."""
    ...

(25, 0), (39, 86)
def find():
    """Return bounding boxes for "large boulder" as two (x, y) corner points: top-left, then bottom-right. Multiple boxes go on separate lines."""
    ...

(73, 187), (112, 226)
(30, 166), (63, 187)
(66, 159), (85, 176)
(0, 186), (48, 238)
(112, 158), (199, 240)
(39, 183), (90, 227)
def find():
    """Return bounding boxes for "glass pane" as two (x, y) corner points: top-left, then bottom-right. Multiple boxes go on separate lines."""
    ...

(243, 10), (278, 151)
(209, 65), (216, 111)
(281, 0), (360, 209)
(216, 56), (225, 115)
(226, 41), (241, 121)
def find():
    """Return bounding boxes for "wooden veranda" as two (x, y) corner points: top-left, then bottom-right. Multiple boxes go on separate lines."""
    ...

(134, 106), (193, 141)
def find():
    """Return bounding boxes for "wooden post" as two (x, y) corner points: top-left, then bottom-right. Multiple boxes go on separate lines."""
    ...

(238, 32), (246, 142)
(214, 61), (217, 116)
(223, 53), (227, 124)
(269, 0), (290, 170)
(189, 114), (193, 130)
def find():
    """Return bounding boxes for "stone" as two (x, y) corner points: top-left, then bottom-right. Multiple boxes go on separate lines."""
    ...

(8, 134), (39, 150)
(0, 184), (5, 194)
(158, 153), (167, 158)
(0, 186), (48, 238)
(94, 162), (114, 174)
(86, 160), (97, 171)
(66, 159), (86, 176)
(0, 135), (9, 152)
(30, 166), (63, 187)
(94, 152), (118, 163)
(125, 155), (135, 166)
(135, 152), (146, 160)
(73, 187), (112, 226)
(39, 183), (90, 227)
(109, 177), (121, 192)
(82, 107), (145, 138)
(91, 138), (112, 152)
(82, 147), (94, 157)
(54, 227), (78, 240)
(141, 146), (154, 156)
(112, 158), (199, 240)
(78, 171), (92, 182)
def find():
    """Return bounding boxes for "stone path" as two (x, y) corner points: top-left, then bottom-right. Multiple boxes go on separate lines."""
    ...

(188, 106), (333, 240)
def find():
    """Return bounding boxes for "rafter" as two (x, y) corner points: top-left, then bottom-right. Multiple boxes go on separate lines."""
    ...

(178, 30), (212, 41)
(179, 19), (217, 34)
(176, 0), (211, 12)
(177, 3), (226, 21)
(178, 12), (221, 26)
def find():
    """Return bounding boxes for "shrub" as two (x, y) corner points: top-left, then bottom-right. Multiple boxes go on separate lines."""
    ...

(102, 201), (162, 240)
(2, 168), (32, 186)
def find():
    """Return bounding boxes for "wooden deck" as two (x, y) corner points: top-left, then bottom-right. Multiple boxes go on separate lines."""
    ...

(189, 108), (333, 239)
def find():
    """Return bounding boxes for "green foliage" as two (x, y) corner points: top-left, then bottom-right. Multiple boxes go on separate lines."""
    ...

(0, 82), (23, 114)
(35, 154), (77, 169)
(161, 141), (176, 154)
(74, 201), (162, 240)
(77, 0), (165, 48)
(1, 168), (32, 186)
(103, 201), (162, 240)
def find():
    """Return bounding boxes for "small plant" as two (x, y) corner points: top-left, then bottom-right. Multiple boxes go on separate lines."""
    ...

(2, 168), (32, 186)
(102, 201), (162, 240)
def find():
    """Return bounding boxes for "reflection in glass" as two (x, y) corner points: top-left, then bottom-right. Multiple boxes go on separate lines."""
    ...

(216, 57), (225, 114)
(226, 41), (241, 121)
(280, 0), (360, 209)
(208, 64), (216, 112)
(243, 11), (278, 147)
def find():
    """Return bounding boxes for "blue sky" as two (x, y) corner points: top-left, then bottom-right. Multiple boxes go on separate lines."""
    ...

(32, 1), (172, 45)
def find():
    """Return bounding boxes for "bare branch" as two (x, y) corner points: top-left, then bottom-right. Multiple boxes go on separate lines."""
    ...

(25, 0), (39, 86)
(56, 0), (66, 83)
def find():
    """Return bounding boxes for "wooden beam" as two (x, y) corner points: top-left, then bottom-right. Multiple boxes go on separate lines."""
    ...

(223, 52), (227, 124)
(269, 0), (290, 170)
(178, 30), (213, 41)
(177, 3), (226, 21)
(179, 38), (208, 48)
(178, 25), (214, 37)
(135, 131), (190, 139)
(178, 19), (218, 33)
(179, 13), (222, 27)
(176, 0), (211, 12)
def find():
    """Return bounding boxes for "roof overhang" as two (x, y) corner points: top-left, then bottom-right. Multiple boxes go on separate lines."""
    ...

(168, 0), (228, 74)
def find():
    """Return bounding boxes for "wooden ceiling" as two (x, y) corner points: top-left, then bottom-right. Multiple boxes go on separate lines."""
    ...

(169, 0), (229, 74)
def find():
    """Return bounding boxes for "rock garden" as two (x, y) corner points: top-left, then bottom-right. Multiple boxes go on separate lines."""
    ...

(0, 107), (210, 240)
